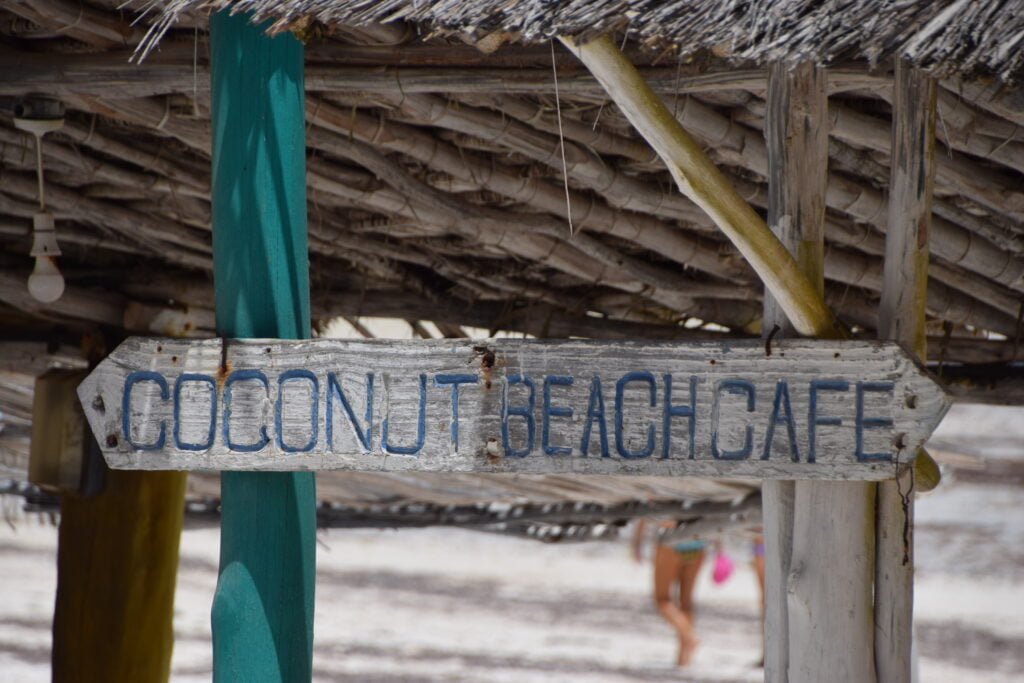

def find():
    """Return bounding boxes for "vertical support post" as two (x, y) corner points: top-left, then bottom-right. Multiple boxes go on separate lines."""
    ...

(875, 57), (935, 683)
(763, 61), (876, 683)
(53, 327), (185, 682)
(53, 469), (186, 682)
(209, 12), (315, 682)
(762, 60), (825, 682)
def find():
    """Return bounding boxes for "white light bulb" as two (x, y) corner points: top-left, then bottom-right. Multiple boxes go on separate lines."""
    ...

(28, 256), (64, 303)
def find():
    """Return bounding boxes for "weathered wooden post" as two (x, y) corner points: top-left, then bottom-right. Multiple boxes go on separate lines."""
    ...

(208, 12), (315, 681)
(875, 58), (936, 683)
(762, 61), (877, 683)
(760, 61), (823, 681)
(53, 460), (186, 681)
(51, 335), (186, 683)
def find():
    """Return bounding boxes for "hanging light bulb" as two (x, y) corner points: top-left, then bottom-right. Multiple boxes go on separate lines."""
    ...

(27, 212), (64, 303)
(13, 101), (65, 304)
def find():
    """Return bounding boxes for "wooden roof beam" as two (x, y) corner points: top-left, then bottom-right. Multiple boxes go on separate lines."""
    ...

(441, 91), (1022, 324)
(940, 78), (1024, 132)
(724, 172), (1023, 322)
(2, 0), (143, 48)
(306, 99), (747, 281)
(0, 268), (124, 327)
(0, 47), (886, 97)
(561, 33), (842, 337)
(386, 91), (708, 224)
(0, 120), (210, 203)
(65, 93), (731, 319)
(728, 93), (1024, 233)
(655, 86), (1024, 290)
(0, 171), (210, 266)
(0, 341), (85, 374)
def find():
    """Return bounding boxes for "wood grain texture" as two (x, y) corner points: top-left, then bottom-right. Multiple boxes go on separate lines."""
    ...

(763, 62), (876, 683)
(762, 61), (829, 683)
(874, 59), (937, 683)
(881, 61), (936, 358)
(0, 341), (85, 375)
(0, 52), (884, 97)
(79, 337), (950, 480)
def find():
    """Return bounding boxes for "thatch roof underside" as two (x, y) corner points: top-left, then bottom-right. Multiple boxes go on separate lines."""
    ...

(2, 3), (1022, 364)
(1, 0), (1024, 518)
(141, 0), (1024, 84)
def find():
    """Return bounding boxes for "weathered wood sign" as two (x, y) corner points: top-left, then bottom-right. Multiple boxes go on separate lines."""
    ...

(77, 338), (951, 480)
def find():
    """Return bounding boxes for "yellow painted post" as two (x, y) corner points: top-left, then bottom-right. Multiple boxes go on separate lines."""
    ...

(52, 468), (187, 681)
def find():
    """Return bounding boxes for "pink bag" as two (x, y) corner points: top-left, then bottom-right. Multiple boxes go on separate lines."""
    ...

(712, 550), (735, 584)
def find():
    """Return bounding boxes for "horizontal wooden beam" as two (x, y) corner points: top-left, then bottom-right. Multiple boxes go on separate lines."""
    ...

(936, 363), (1024, 406)
(0, 341), (85, 374)
(0, 51), (883, 97)
(2, 0), (144, 48)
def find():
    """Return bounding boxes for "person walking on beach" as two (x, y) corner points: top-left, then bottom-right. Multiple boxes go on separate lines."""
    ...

(632, 519), (706, 666)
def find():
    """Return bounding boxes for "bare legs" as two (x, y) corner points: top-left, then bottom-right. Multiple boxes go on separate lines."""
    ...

(653, 543), (705, 666)
(753, 536), (766, 667)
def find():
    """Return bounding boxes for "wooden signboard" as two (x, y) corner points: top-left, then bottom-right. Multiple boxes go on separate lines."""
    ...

(77, 337), (951, 480)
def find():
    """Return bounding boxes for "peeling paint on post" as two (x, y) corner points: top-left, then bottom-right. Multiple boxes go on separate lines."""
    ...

(79, 338), (951, 481)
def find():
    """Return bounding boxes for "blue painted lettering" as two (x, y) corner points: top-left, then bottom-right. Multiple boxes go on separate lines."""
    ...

(808, 380), (849, 463)
(122, 371), (168, 450)
(382, 374), (427, 455)
(326, 372), (374, 452)
(856, 381), (894, 461)
(615, 371), (656, 459)
(579, 376), (609, 457)
(435, 373), (478, 451)
(663, 374), (696, 459)
(501, 374), (535, 457)
(276, 369), (318, 452)
(173, 373), (216, 450)
(223, 369), (270, 452)
(542, 375), (574, 456)
(762, 380), (799, 461)
(711, 379), (755, 460)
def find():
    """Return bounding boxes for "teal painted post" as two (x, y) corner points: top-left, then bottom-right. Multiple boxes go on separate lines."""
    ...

(209, 12), (315, 682)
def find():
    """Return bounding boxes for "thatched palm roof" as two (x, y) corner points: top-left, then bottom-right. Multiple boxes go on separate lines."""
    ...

(141, 0), (1024, 82)
(1, 1), (1021, 361)
(1, 0), (1023, 528)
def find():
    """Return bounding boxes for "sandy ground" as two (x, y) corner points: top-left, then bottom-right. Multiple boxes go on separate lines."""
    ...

(1, 405), (1022, 682)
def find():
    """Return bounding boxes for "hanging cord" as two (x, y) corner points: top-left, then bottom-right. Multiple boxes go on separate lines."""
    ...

(550, 39), (574, 236)
(32, 131), (45, 211)
(192, 26), (201, 117)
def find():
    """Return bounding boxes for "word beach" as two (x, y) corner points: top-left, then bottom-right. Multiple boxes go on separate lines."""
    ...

(78, 338), (950, 480)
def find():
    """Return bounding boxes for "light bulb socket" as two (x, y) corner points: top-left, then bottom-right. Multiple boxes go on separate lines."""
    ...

(13, 117), (64, 137)
(30, 212), (60, 258)
(13, 97), (64, 121)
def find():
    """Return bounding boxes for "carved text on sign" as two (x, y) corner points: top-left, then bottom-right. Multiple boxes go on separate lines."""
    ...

(79, 338), (951, 480)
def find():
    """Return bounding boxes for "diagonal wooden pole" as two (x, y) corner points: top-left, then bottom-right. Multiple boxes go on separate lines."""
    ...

(560, 31), (942, 487)
(209, 12), (315, 682)
(558, 34), (839, 339)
